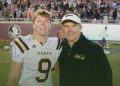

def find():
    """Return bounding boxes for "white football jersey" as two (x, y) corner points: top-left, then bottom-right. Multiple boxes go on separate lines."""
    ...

(11, 35), (61, 86)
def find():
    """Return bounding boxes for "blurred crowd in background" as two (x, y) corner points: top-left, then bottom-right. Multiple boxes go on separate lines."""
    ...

(0, 0), (120, 23)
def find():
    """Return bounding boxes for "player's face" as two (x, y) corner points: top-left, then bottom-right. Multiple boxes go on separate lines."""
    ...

(33, 15), (50, 36)
(62, 21), (81, 43)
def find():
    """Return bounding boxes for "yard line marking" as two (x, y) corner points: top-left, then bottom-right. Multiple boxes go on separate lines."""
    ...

(0, 60), (10, 63)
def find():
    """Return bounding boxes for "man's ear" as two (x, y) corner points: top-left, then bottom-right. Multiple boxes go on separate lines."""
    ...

(80, 24), (82, 28)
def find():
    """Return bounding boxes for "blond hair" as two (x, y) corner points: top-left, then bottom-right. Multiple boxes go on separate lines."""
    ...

(32, 9), (51, 23)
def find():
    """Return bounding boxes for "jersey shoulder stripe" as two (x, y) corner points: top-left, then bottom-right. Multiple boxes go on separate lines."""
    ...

(14, 37), (29, 53)
(56, 38), (61, 50)
(56, 38), (63, 50)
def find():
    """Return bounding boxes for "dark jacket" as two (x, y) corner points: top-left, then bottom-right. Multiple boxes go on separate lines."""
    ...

(59, 34), (112, 86)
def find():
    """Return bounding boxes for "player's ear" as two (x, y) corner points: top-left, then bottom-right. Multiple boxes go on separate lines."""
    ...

(49, 24), (51, 29)
(33, 25), (35, 29)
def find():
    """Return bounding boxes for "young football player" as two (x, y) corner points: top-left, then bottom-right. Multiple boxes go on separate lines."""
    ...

(7, 10), (61, 86)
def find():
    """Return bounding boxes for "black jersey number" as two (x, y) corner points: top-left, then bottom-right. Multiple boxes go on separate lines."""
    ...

(36, 59), (51, 82)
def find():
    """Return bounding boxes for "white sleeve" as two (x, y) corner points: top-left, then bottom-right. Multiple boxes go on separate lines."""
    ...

(10, 42), (24, 63)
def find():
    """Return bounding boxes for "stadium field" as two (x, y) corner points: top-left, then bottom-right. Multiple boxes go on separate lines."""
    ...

(0, 40), (120, 86)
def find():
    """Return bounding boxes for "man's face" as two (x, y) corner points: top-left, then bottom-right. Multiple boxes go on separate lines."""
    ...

(62, 21), (82, 43)
(33, 15), (50, 36)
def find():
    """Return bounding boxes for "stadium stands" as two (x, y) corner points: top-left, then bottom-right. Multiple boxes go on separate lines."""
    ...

(0, 0), (120, 24)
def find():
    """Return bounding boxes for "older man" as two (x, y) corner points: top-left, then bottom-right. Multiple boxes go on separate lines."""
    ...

(59, 13), (113, 86)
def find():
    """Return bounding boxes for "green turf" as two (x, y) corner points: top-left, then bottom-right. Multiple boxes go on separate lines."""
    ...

(0, 41), (120, 86)
(0, 41), (11, 86)
(108, 44), (120, 86)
